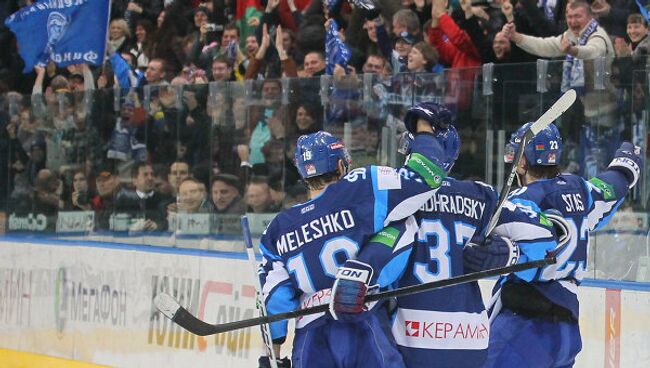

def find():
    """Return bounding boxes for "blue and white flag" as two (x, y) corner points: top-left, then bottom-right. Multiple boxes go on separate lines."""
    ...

(325, 19), (351, 75)
(637, 0), (650, 22)
(5, 0), (111, 73)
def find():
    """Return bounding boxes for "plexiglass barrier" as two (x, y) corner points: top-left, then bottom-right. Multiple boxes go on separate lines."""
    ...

(0, 57), (647, 282)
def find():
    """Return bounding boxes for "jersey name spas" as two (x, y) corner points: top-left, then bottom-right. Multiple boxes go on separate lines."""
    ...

(276, 210), (355, 255)
(498, 172), (631, 320)
(420, 192), (486, 220)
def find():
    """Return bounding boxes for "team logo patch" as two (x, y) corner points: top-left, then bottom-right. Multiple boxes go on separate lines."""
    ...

(305, 164), (316, 175)
(547, 153), (556, 164)
(301, 204), (315, 214)
(405, 321), (420, 337)
(370, 226), (400, 248)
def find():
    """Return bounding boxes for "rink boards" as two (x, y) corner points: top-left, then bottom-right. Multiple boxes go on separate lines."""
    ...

(0, 238), (649, 368)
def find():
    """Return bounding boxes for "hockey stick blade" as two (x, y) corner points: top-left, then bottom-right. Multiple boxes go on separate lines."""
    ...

(154, 257), (555, 336)
(525, 89), (576, 140)
(154, 292), (230, 336)
(485, 89), (576, 235)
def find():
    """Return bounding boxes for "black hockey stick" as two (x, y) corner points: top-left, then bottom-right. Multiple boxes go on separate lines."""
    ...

(154, 256), (555, 337)
(484, 89), (577, 236)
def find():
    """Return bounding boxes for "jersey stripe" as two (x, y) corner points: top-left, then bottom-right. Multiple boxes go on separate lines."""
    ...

(371, 166), (388, 232)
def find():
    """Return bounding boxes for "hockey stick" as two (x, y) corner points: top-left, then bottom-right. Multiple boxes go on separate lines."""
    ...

(154, 256), (555, 337)
(241, 215), (278, 368)
(484, 89), (577, 236)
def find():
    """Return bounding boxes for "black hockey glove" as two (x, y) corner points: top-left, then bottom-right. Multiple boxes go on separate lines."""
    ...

(608, 141), (643, 188)
(463, 235), (521, 273)
(259, 356), (291, 368)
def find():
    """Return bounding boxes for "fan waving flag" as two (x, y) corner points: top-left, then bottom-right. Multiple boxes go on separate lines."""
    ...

(325, 19), (351, 75)
(5, 0), (111, 73)
(637, 0), (650, 22)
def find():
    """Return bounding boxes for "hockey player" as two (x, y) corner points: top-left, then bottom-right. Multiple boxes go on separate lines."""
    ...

(257, 102), (455, 368)
(483, 123), (643, 367)
(331, 124), (562, 368)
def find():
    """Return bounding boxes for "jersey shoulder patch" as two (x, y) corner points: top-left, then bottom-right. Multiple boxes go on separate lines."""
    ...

(375, 166), (402, 190)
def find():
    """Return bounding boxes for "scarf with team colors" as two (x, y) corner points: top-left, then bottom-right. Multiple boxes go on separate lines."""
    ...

(561, 19), (599, 94)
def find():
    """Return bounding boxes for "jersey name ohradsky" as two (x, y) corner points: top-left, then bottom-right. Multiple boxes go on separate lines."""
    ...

(421, 193), (486, 220)
(276, 210), (355, 255)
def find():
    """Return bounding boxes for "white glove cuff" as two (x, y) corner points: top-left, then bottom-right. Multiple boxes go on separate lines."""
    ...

(335, 260), (373, 284)
(608, 156), (640, 188)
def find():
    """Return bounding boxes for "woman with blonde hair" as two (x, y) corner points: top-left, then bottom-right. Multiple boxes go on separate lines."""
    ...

(108, 19), (132, 54)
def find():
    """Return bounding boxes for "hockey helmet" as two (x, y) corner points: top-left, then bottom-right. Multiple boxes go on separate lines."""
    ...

(404, 101), (453, 133)
(294, 131), (352, 179)
(505, 122), (563, 166)
(398, 124), (461, 173)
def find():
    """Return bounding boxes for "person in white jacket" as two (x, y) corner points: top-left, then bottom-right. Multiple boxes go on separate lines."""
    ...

(502, 0), (613, 64)
(502, 0), (618, 176)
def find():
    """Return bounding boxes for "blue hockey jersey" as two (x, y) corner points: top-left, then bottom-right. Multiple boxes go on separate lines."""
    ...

(259, 141), (447, 342)
(351, 178), (557, 368)
(493, 171), (631, 320)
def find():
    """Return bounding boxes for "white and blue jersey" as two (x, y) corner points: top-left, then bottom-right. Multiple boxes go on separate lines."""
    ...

(350, 178), (557, 368)
(484, 170), (633, 368)
(494, 171), (631, 320)
(259, 135), (448, 344)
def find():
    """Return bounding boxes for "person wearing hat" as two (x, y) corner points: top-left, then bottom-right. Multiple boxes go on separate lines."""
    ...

(391, 30), (416, 74)
(90, 165), (122, 230)
(381, 25), (417, 74)
(66, 63), (95, 92)
(210, 174), (245, 215)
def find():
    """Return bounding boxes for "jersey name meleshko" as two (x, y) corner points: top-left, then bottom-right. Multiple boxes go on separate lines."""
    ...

(275, 210), (355, 255)
(259, 165), (441, 341)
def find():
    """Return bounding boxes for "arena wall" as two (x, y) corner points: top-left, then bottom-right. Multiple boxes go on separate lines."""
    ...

(0, 238), (648, 367)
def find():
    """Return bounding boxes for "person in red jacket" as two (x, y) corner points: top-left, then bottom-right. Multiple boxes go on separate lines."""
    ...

(427, 0), (481, 111)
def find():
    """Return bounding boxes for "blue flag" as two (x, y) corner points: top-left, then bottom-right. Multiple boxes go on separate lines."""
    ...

(325, 20), (351, 75)
(5, 0), (110, 73)
(637, 0), (650, 22)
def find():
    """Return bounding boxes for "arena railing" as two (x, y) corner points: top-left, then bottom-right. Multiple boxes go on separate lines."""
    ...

(0, 56), (647, 283)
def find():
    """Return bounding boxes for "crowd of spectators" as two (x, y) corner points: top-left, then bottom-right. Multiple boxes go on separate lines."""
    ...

(0, 0), (648, 235)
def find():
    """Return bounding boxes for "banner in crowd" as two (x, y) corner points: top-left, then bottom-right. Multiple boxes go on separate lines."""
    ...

(637, 0), (650, 22)
(4, 0), (111, 72)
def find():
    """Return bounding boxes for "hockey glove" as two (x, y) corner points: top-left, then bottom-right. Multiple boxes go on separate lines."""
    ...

(403, 101), (452, 135)
(463, 235), (521, 273)
(329, 260), (375, 321)
(543, 209), (571, 257)
(349, 0), (382, 19)
(258, 356), (291, 368)
(608, 142), (643, 188)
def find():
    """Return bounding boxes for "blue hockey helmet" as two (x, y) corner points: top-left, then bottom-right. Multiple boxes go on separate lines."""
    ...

(404, 101), (453, 133)
(505, 122), (563, 166)
(398, 124), (461, 173)
(294, 131), (351, 179)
